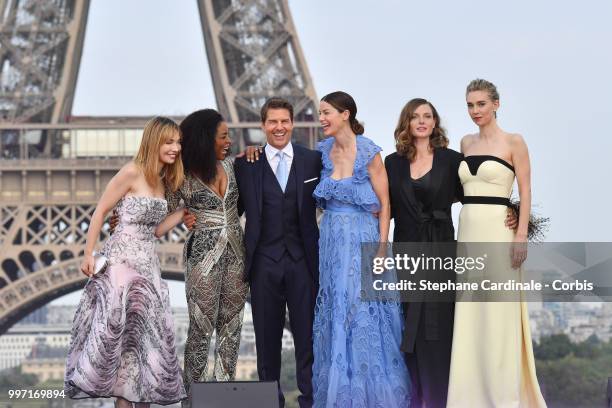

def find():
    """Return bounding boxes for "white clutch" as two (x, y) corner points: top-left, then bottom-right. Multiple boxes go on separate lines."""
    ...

(93, 251), (108, 276)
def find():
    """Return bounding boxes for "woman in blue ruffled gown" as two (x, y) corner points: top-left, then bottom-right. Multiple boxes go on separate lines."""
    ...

(312, 91), (410, 407)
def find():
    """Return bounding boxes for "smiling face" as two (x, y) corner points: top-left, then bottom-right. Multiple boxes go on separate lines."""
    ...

(262, 108), (293, 149)
(158, 130), (181, 165)
(409, 103), (436, 140)
(467, 90), (499, 126)
(213, 121), (231, 160)
(318, 100), (349, 136)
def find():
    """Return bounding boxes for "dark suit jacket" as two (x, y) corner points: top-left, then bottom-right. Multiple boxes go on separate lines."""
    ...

(385, 147), (463, 243)
(384, 147), (463, 353)
(234, 143), (322, 283)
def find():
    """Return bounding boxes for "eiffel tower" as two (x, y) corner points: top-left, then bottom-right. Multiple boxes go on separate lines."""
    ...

(0, 0), (320, 333)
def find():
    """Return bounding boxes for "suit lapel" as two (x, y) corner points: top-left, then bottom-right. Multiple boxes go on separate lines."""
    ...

(253, 154), (265, 215)
(398, 156), (420, 220)
(428, 148), (443, 205)
(294, 144), (305, 213)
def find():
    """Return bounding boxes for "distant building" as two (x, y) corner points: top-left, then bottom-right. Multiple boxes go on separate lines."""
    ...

(529, 308), (559, 343)
(0, 323), (71, 371)
(282, 329), (295, 350)
(20, 305), (49, 325)
(21, 344), (68, 382)
(241, 303), (256, 346)
(567, 324), (599, 343)
(531, 302), (612, 344)
(565, 303), (612, 343)
(172, 307), (189, 347)
(0, 302), (297, 373)
(47, 305), (77, 325)
(235, 354), (258, 380)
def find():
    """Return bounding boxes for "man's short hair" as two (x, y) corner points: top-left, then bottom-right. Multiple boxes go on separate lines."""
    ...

(260, 97), (294, 123)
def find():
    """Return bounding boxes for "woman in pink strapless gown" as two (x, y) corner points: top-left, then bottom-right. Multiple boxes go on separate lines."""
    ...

(65, 117), (187, 407)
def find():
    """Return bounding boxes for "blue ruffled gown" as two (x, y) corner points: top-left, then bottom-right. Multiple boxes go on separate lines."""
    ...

(312, 136), (411, 407)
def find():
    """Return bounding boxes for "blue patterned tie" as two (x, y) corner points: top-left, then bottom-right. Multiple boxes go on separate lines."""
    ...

(275, 151), (288, 192)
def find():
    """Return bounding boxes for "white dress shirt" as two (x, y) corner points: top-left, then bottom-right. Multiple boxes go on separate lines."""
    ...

(265, 142), (294, 174)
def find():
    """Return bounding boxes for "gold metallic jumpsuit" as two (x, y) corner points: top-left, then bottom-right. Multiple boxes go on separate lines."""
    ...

(167, 158), (248, 407)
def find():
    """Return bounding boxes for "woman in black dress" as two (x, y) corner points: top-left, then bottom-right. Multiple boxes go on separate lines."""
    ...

(386, 98), (516, 408)
(385, 98), (462, 408)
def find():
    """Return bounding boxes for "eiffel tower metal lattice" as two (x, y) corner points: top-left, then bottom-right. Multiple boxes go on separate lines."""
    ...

(0, 0), (320, 333)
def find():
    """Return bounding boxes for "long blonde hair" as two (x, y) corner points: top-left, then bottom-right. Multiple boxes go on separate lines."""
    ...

(134, 116), (184, 192)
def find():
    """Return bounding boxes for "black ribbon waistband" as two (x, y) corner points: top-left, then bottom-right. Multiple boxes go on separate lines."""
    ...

(420, 210), (452, 223)
(462, 196), (511, 206)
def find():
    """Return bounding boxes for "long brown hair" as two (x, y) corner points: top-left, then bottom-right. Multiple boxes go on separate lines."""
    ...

(321, 91), (365, 135)
(394, 98), (448, 161)
(134, 116), (184, 192)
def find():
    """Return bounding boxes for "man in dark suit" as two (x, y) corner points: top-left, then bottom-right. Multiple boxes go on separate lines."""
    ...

(234, 98), (321, 408)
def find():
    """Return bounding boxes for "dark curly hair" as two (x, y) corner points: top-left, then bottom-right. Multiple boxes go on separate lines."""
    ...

(394, 98), (448, 161)
(180, 109), (224, 183)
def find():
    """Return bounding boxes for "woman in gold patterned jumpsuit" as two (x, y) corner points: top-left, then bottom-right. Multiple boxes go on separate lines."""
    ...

(166, 109), (248, 407)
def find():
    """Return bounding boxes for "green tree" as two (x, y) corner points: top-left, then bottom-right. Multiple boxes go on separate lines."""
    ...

(534, 334), (612, 407)
(534, 333), (574, 360)
(537, 355), (609, 407)
(0, 366), (38, 391)
(574, 334), (602, 359)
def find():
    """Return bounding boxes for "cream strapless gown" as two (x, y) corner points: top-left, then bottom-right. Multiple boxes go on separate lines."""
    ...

(446, 156), (546, 408)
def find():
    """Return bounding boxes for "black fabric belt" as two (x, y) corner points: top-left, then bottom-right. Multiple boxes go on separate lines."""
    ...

(420, 210), (452, 223)
(462, 196), (511, 206)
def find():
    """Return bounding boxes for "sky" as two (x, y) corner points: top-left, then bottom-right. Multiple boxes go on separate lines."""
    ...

(56, 0), (612, 306)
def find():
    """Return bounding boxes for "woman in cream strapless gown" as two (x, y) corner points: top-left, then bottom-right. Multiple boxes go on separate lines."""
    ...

(446, 79), (546, 407)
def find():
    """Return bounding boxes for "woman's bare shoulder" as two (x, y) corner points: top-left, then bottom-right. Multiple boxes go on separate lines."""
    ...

(119, 161), (141, 177)
(460, 133), (478, 152)
(505, 132), (527, 149)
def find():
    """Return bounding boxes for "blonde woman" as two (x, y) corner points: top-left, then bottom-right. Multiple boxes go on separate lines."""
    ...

(447, 79), (546, 407)
(65, 117), (187, 408)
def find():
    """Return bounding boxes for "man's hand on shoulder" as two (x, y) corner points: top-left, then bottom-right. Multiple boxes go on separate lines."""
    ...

(235, 145), (263, 163)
